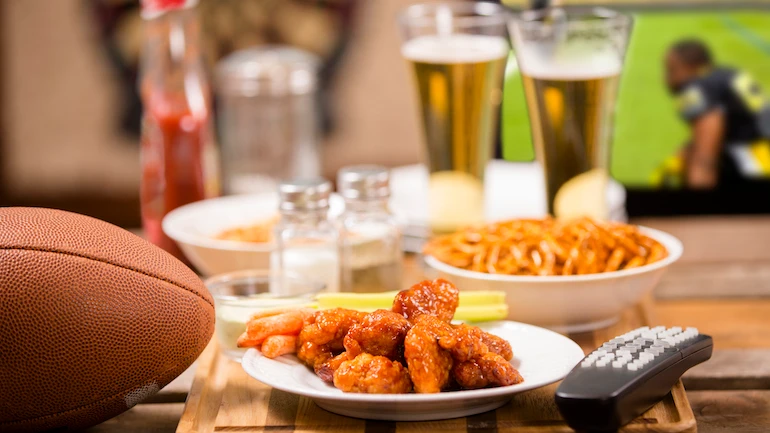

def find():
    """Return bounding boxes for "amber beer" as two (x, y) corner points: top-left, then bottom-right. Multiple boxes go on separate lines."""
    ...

(402, 34), (508, 231)
(510, 8), (630, 220)
(521, 69), (620, 216)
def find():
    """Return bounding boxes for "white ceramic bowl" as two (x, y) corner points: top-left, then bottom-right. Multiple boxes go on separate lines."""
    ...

(425, 227), (683, 332)
(162, 193), (344, 276)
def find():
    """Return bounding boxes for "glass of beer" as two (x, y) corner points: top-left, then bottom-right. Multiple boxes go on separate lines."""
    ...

(509, 8), (631, 219)
(399, 3), (509, 233)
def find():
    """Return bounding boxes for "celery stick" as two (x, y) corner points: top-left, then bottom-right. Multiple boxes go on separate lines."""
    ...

(316, 292), (397, 309)
(317, 290), (506, 309)
(453, 305), (509, 322)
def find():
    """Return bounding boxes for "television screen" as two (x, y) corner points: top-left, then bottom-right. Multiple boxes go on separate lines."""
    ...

(501, 8), (770, 215)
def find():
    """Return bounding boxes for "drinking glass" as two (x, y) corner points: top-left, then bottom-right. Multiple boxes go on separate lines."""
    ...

(399, 2), (509, 233)
(509, 8), (631, 219)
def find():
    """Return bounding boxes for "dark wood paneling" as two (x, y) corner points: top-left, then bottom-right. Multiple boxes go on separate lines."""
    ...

(0, 194), (140, 228)
(0, 1), (5, 201)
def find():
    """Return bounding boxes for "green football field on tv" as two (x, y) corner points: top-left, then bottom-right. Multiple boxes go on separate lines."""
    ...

(501, 11), (770, 187)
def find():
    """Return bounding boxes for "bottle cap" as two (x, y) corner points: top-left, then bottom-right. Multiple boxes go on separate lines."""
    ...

(141, 0), (198, 19)
(217, 46), (320, 97)
(278, 178), (332, 212)
(337, 165), (390, 201)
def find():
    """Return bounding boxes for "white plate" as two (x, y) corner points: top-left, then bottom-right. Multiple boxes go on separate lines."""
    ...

(241, 320), (585, 421)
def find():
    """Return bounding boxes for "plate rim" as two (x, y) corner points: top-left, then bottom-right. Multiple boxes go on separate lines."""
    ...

(241, 319), (585, 403)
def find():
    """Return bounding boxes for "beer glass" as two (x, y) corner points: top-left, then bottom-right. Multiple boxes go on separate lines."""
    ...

(509, 8), (631, 219)
(399, 3), (509, 233)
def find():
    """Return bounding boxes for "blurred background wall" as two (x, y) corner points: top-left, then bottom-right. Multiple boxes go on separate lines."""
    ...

(0, 0), (425, 226)
(2, 0), (769, 225)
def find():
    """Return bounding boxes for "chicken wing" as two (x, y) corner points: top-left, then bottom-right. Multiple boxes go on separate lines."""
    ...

(333, 353), (413, 394)
(315, 352), (353, 383)
(392, 279), (460, 323)
(453, 352), (523, 390)
(297, 340), (332, 368)
(344, 309), (411, 360)
(449, 324), (490, 362)
(297, 308), (366, 368)
(480, 330), (513, 361)
(403, 315), (457, 393)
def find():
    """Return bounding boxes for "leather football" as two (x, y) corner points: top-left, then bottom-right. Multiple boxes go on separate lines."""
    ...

(0, 207), (215, 432)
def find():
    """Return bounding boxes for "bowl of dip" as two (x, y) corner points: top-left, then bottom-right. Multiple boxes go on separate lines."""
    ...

(205, 269), (324, 361)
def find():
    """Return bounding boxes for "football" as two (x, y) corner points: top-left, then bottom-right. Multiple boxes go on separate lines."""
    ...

(0, 207), (215, 432)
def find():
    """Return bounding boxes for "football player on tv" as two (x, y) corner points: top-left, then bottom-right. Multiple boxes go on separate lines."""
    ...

(661, 39), (770, 189)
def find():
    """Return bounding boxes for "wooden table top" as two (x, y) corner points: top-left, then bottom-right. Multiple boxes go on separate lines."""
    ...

(90, 216), (770, 433)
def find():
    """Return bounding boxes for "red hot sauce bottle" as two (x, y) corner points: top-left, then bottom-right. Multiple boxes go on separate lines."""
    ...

(139, 0), (218, 261)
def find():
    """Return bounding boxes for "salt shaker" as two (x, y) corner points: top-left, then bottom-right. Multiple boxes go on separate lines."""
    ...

(337, 166), (403, 293)
(273, 178), (340, 293)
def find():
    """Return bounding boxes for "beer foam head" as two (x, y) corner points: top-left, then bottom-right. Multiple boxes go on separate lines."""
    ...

(512, 35), (622, 80)
(515, 48), (622, 80)
(401, 34), (509, 64)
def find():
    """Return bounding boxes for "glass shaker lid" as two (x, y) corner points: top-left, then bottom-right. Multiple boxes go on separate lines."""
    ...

(278, 178), (332, 212)
(217, 46), (320, 97)
(337, 165), (391, 201)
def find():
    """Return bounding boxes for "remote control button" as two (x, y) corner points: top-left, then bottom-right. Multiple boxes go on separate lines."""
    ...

(596, 359), (610, 367)
(651, 326), (666, 332)
(616, 349), (631, 357)
(627, 362), (639, 371)
(612, 359), (628, 368)
(686, 327), (699, 335)
(670, 326), (683, 333)
(621, 345), (638, 354)
(581, 359), (594, 368)
(641, 331), (657, 339)
(639, 352), (654, 362)
(610, 337), (625, 344)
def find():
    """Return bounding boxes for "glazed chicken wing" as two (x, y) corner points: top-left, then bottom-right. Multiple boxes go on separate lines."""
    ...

(344, 309), (411, 360)
(297, 308), (366, 368)
(453, 352), (523, 390)
(480, 330), (513, 361)
(449, 324), (490, 362)
(315, 352), (353, 383)
(297, 341), (332, 369)
(403, 315), (457, 393)
(392, 279), (460, 323)
(333, 353), (413, 394)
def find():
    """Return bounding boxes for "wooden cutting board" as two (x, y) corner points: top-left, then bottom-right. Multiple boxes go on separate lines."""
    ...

(177, 299), (696, 433)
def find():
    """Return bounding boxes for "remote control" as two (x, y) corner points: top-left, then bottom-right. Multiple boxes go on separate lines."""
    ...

(555, 326), (713, 433)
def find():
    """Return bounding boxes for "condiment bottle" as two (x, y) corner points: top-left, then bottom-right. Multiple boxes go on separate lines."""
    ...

(139, 0), (218, 261)
(273, 179), (340, 293)
(337, 166), (403, 293)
